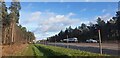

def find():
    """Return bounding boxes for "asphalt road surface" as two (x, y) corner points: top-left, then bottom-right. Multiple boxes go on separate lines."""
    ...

(45, 43), (119, 56)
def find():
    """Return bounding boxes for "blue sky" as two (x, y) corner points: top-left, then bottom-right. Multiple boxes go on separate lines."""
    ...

(4, 0), (120, 2)
(6, 2), (118, 40)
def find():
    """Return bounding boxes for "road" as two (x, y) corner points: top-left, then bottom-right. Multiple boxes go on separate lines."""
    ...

(45, 43), (119, 56)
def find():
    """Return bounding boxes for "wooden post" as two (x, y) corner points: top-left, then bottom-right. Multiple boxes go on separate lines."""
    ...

(55, 38), (56, 46)
(98, 30), (102, 54)
(67, 35), (69, 48)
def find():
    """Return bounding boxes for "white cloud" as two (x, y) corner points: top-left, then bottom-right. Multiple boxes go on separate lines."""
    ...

(20, 11), (113, 40)
(60, 0), (64, 2)
(102, 9), (106, 13)
(68, 12), (75, 17)
(38, 12), (79, 33)
(20, 11), (91, 39)
(102, 13), (112, 21)
(20, 11), (42, 25)
(85, 0), (90, 2)
(93, 13), (112, 23)
(30, 11), (42, 21)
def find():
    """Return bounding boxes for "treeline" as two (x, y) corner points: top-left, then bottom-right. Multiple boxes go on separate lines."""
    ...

(0, 0), (35, 45)
(48, 11), (120, 42)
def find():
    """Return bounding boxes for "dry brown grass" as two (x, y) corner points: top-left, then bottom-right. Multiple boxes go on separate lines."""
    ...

(2, 43), (28, 56)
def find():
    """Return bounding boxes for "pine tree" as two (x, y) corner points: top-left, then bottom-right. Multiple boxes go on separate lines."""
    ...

(116, 11), (120, 40)
(9, 0), (21, 23)
(1, 0), (9, 44)
(9, 0), (21, 44)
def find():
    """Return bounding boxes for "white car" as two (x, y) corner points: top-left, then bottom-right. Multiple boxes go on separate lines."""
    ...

(86, 39), (97, 43)
(63, 38), (78, 42)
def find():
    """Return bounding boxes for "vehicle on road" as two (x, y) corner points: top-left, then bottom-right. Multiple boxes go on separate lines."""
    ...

(62, 38), (78, 43)
(86, 39), (98, 43)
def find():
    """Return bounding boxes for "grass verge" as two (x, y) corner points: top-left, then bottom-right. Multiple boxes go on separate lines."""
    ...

(35, 44), (109, 56)
(15, 44), (43, 56)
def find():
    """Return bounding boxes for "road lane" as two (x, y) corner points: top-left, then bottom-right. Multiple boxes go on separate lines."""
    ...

(46, 43), (119, 56)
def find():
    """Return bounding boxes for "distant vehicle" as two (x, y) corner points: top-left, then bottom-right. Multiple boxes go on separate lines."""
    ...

(28, 42), (32, 44)
(63, 38), (78, 42)
(86, 39), (97, 43)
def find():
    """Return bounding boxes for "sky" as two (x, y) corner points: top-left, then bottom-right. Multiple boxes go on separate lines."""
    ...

(6, 2), (118, 40)
(4, 0), (120, 2)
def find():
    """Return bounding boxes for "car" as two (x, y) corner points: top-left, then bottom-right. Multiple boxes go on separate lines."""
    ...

(63, 38), (78, 43)
(86, 39), (97, 43)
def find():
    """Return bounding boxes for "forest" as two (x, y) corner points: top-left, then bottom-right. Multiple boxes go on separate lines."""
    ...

(0, 0), (35, 45)
(48, 11), (120, 42)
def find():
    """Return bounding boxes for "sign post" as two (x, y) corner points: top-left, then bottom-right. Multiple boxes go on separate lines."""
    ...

(98, 30), (102, 54)
(67, 35), (69, 48)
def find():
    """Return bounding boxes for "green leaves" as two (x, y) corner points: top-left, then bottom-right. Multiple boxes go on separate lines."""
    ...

(9, 0), (21, 23)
